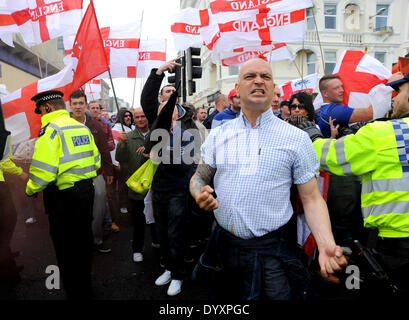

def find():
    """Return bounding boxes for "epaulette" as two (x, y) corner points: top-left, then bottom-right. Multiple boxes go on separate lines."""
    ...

(38, 123), (50, 137)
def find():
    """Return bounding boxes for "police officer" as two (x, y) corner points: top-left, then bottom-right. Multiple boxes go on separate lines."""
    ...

(299, 73), (409, 296)
(26, 90), (101, 299)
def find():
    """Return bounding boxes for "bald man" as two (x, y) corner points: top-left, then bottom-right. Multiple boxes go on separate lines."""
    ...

(190, 58), (347, 300)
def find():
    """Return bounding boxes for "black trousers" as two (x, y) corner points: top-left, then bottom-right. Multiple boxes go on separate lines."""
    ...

(43, 179), (94, 300)
(129, 198), (157, 253)
(326, 175), (367, 247)
(0, 181), (20, 288)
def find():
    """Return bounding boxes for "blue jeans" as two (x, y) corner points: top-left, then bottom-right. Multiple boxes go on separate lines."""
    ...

(152, 189), (189, 280)
(193, 224), (310, 300)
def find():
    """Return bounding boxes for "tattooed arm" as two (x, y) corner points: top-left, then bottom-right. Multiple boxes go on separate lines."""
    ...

(190, 162), (218, 211)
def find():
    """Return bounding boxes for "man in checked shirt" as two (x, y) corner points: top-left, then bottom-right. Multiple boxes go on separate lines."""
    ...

(190, 58), (347, 300)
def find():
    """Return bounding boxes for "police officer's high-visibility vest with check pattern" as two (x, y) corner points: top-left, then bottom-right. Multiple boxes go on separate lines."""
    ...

(26, 109), (101, 196)
(313, 117), (409, 238)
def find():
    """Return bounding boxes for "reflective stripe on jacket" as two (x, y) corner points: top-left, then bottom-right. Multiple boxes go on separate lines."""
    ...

(313, 117), (409, 238)
(26, 110), (101, 196)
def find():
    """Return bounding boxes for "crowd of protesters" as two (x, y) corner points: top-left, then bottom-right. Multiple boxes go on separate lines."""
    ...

(1, 57), (408, 300)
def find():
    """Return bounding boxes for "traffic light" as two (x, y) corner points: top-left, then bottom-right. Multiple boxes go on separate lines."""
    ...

(186, 47), (202, 96)
(167, 57), (183, 97)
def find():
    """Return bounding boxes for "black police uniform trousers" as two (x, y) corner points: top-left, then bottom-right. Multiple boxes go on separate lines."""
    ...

(43, 179), (94, 300)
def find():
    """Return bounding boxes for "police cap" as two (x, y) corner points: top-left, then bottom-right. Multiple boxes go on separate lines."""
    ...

(385, 73), (409, 92)
(31, 90), (64, 114)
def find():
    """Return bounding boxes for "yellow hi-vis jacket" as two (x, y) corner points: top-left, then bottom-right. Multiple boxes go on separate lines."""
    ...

(26, 109), (101, 196)
(314, 117), (409, 238)
(0, 155), (23, 182)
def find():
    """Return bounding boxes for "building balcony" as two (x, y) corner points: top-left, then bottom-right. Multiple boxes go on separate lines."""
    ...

(342, 32), (363, 44)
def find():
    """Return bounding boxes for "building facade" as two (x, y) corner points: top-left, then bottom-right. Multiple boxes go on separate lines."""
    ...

(180, 0), (409, 108)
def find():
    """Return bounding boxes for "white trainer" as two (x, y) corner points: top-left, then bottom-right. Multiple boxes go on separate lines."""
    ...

(120, 207), (128, 214)
(155, 270), (171, 286)
(133, 252), (143, 262)
(167, 280), (183, 296)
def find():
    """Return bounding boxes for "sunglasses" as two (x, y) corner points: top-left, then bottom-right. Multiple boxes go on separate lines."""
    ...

(124, 115), (131, 118)
(289, 104), (305, 110)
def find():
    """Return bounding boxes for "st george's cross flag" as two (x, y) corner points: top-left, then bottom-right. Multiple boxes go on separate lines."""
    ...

(8, 0), (83, 47)
(85, 79), (101, 101)
(136, 39), (166, 78)
(2, 0), (108, 145)
(0, 2), (19, 47)
(280, 73), (317, 101)
(170, 7), (209, 51)
(313, 50), (393, 120)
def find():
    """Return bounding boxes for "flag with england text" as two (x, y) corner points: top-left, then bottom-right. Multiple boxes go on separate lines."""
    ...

(8, 0), (83, 47)
(279, 73), (317, 101)
(313, 50), (393, 120)
(95, 20), (142, 79)
(136, 39), (166, 78)
(209, 0), (313, 15)
(202, 8), (306, 53)
(170, 7), (209, 51)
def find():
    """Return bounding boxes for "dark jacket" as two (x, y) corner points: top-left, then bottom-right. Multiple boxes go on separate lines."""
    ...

(140, 68), (198, 131)
(115, 129), (149, 200)
(84, 117), (114, 177)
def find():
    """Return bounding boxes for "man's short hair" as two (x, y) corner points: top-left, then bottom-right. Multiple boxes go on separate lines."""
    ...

(70, 90), (87, 103)
(215, 93), (227, 104)
(160, 85), (176, 96)
(40, 99), (66, 110)
(319, 74), (341, 92)
(88, 100), (102, 109)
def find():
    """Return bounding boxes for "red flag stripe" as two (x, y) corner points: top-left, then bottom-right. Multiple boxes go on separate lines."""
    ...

(11, 0), (82, 25)
(210, 0), (283, 14)
(138, 51), (166, 61)
(171, 22), (202, 35)
(199, 9), (210, 26)
(0, 14), (16, 26)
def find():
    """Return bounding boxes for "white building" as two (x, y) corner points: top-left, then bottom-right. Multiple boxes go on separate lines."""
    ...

(181, 0), (409, 107)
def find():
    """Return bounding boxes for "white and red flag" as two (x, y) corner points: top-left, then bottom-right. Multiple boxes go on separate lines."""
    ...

(280, 73), (317, 101)
(95, 21), (142, 79)
(0, 2), (18, 47)
(209, 0), (312, 15)
(8, 0), (83, 47)
(212, 42), (293, 66)
(1, 61), (74, 144)
(2, 0), (108, 144)
(136, 39), (166, 78)
(313, 50), (393, 119)
(202, 8), (306, 52)
(170, 7), (209, 51)
(85, 79), (101, 101)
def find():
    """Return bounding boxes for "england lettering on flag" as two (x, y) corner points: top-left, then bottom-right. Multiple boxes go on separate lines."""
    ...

(8, 0), (83, 47)
(209, 0), (312, 15)
(95, 20), (142, 79)
(280, 73), (317, 101)
(2, 1), (109, 145)
(313, 50), (393, 120)
(136, 39), (166, 78)
(203, 8), (305, 53)
(170, 7), (209, 51)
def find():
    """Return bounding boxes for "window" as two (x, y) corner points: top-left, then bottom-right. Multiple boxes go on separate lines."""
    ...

(57, 36), (64, 50)
(375, 52), (386, 64)
(306, 8), (315, 30)
(324, 51), (337, 74)
(324, 3), (337, 29)
(375, 4), (388, 31)
(307, 52), (316, 75)
(228, 66), (239, 76)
